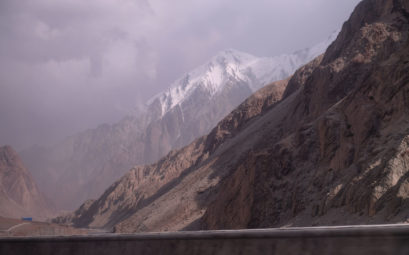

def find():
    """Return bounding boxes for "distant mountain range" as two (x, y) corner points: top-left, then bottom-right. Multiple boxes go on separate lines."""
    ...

(148, 32), (338, 118)
(21, 31), (338, 210)
(0, 146), (53, 219)
(54, 0), (409, 232)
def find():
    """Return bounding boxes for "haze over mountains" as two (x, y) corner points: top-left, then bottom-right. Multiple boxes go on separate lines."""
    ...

(54, 0), (409, 232)
(0, 146), (53, 219)
(20, 33), (337, 210)
(2, 0), (408, 240)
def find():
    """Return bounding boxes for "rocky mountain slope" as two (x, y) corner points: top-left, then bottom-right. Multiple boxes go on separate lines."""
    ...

(55, 0), (409, 232)
(0, 146), (53, 220)
(53, 77), (290, 229)
(21, 35), (336, 210)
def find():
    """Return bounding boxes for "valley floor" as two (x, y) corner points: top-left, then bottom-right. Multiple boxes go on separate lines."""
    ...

(0, 216), (88, 237)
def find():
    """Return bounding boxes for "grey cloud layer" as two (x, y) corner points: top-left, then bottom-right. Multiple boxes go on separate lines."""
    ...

(0, 0), (360, 149)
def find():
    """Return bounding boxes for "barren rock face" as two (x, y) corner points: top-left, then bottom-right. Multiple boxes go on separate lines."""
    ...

(53, 78), (289, 230)
(204, 0), (409, 229)
(0, 146), (53, 219)
(56, 0), (409, 232)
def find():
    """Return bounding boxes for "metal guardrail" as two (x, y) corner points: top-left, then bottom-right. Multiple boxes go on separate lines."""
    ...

(2, 224), (409, 254)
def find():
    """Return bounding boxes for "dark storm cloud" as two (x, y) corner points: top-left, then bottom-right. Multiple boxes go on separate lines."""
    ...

(0, 0), (361, 149)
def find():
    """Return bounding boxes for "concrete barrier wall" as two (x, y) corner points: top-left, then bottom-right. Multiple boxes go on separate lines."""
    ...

(2, 225), (409, 255)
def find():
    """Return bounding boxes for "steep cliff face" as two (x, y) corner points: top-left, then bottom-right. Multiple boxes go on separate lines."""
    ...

(57, 0), (409, 232)
(0, 146), (53, 219)
(203, 0), (409, 229)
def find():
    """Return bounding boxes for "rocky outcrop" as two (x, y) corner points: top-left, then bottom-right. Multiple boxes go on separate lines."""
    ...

(0, 146), (53, 219)
(203, 0), (409, 229)
(58, 0), (409, 232)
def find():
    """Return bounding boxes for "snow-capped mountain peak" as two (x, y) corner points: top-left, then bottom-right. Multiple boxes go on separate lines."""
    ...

(148, 31), (339, 117)
(148, 49), (259, 116)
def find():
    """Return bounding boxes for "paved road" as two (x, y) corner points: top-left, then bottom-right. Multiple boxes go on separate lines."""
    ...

(1, 224), (409, 255)
(6, 223), (30, 233)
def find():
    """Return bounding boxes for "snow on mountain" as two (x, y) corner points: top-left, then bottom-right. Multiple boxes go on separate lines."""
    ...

(21, 31), (340, 211)
(148, 30), (339, 117)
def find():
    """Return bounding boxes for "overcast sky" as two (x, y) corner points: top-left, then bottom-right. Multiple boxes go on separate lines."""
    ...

(0, 0), (361, 150)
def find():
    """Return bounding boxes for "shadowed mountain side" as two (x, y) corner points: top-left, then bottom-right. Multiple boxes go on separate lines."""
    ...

(202, 0), (409, 229)
(53, 78), (290, 230)
(56, 0), (409, 232)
